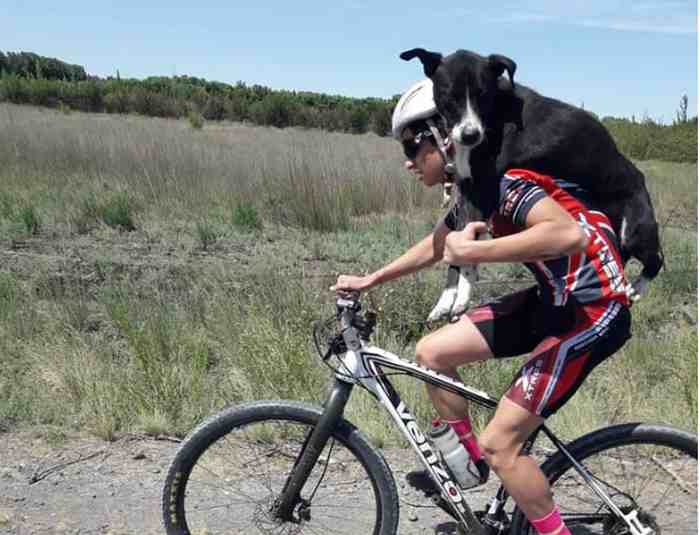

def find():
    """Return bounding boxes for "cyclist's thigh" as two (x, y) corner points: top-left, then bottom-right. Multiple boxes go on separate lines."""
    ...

(464, 285), (541, 359)
(415, 314), (493, 369)
(416, 286), (539, 369)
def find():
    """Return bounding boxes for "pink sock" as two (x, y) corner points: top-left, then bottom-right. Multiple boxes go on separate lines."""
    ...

(445, 417), (482, 462)
(530, 506), (571, 535)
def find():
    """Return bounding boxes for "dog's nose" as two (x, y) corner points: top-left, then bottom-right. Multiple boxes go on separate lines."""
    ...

(460, 127), (481, 146)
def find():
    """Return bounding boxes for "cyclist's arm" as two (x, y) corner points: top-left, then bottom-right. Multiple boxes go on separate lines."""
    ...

(371, 219), (451, 285)
(331, 220), (450, 292)
(444, 197), (587, 265)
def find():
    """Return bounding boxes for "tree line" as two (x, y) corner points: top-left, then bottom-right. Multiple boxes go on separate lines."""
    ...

(0, 51), (394, 136)
(0, 51), (87, 82)
(0, 50), (696, 162)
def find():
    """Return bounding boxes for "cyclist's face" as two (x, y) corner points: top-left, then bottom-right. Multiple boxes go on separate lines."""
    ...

(401, 128), (448, 188)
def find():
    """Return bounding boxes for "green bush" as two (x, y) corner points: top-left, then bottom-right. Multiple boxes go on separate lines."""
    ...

(602, 116), (698, 163)
(187, 110), (204, 130)
(18, 203), (41, 234)
(196, 219), (219, 250)
(100, 193), (137, 231)
(0, 192), (16, 220)
(231, 201), (262, 231)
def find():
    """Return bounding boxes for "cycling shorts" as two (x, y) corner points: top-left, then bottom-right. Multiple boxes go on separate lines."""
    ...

(466, 286), (631, 418)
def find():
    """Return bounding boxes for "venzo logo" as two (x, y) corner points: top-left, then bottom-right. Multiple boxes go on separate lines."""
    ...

(396, 401), (470, 517)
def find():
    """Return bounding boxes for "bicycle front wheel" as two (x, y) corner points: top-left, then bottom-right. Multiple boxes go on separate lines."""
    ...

(162, 400), (399, 535)
(511, 423), (697, 534)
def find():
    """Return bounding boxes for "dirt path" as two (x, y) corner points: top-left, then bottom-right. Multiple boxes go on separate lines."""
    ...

(0, 431), (504, 535)
(2, 429), (697, 534)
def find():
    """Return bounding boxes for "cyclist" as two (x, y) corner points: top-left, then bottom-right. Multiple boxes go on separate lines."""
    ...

(331, 78), (632, 535)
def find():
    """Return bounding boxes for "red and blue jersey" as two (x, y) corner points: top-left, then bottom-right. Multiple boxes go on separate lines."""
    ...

(447, 168), (630, 307)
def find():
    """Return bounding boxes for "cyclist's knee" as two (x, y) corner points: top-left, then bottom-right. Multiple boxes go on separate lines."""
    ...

(478, 429), (520, 473)
(415, 337), (448, 370)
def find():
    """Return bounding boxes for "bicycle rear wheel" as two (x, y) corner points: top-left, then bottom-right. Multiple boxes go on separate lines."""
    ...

(511, 423), (697, 534)
(162, 400), (399, 535)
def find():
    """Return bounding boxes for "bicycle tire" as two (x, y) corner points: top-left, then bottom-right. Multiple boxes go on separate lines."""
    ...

(162, 400), (400, 535)
(510, 423), (697, 534)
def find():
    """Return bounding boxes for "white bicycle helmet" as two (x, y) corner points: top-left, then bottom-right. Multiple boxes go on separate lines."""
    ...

(391, 78), (438, 140)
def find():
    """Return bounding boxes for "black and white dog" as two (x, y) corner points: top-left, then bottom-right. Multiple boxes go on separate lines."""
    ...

(400, 48), (663, 319)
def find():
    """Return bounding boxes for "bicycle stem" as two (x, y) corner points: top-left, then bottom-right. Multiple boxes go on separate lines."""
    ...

(274, 379), (354, 521)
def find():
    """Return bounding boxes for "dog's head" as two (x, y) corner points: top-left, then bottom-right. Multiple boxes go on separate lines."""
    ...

(400, 48), (516, 171)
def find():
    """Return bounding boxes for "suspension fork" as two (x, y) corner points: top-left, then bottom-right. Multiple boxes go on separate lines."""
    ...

(274, 379), (354, 521)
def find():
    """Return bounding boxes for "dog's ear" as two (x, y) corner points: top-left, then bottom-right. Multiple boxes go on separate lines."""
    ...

(488, 54), (517, 89)
(400, 48), (443, 77)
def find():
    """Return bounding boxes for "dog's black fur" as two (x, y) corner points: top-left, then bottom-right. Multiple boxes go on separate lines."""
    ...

(401, 48), (663, 289)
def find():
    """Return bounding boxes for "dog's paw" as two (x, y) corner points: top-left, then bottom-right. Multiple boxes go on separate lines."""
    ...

(633, 275), (650, 298)
(627, 275), (650, 303)
(626, 286), (641, 302)
(448, 270), (473, 319)
(427, 288), (458, 322)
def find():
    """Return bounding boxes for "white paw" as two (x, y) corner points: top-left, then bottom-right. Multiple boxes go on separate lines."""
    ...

(626, 285), (641, 302)
(450, 269), (473, 318)
(427, 288), (458, 322)
(628, 275), (650, 303)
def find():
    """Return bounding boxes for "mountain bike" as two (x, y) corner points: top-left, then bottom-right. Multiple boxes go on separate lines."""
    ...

(162, 293), (697, 534)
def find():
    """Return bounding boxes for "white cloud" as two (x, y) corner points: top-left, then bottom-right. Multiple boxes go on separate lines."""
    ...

(486, 0), (697, 35)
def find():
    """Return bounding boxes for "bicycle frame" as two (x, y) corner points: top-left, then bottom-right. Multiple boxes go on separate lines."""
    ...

(338, 345), (506, 535)
(276, 303), (654, 535)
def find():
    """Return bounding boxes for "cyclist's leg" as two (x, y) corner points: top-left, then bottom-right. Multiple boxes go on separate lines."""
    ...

(479, 397), (553, 518)
(414, 286), (539, 419)
(479, 299), (631, 530)
(414, 315), (492, 419)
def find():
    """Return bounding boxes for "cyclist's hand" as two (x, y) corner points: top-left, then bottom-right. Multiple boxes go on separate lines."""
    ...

(330, 274), (374, 293)
(444, 221), (488, 264)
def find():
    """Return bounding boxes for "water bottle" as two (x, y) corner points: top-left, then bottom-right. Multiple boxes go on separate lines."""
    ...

(428, 421), (486, 489)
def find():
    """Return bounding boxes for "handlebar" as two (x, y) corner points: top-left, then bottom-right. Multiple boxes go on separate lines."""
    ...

(336, 294), (375, 337)
(311, 293), (376, 363)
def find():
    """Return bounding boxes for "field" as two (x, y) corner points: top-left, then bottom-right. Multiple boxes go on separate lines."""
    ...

(0, 103), (696, 447)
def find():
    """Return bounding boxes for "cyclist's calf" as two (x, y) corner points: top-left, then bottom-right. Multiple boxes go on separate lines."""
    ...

(478, 400), (556, 519)
(477, 428), (523, 474)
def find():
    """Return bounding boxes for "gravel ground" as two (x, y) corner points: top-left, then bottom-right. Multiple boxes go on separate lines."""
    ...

(0, 431), (506, 535)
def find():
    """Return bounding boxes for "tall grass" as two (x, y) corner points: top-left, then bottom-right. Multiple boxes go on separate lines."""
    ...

(0, 104), (695, 445)
(0, 103), (436, 232)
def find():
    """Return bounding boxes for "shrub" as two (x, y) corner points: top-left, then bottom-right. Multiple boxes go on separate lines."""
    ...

(196, 219), (219, 250)
(0, 192), (16, 220)
(18, 203), (41, 234)
(100, 193), (137, 231)
(72, 195), (100, 233)
(57, 101), (71, 115)
(231, 201), (262, 231)
(187, 110), (204, 130)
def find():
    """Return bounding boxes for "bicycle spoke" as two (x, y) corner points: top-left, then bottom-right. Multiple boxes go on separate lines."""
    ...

(170, 416), (383, 534)
(543, 442), (697, 534)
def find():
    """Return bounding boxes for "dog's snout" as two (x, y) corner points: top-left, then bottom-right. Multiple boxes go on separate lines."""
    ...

(460, 127), (481, 146)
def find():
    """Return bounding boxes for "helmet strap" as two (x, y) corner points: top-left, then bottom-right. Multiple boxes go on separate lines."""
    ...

(426, 118), (456, 177)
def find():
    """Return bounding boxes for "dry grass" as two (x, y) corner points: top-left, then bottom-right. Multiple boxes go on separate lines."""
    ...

(0, 103), (695, 445)
(0, 103), (436, 231)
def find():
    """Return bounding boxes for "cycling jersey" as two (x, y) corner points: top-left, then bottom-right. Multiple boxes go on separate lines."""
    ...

(444, 168), (632, 417)
(445, 168), (630, 307)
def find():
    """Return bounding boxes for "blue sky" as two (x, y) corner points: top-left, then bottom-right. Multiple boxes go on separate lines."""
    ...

(2, 1), (697, 122)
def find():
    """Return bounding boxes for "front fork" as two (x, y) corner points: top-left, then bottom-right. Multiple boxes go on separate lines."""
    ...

(274, 379), (353, 521)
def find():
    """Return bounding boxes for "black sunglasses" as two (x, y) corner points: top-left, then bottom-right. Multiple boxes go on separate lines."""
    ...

(401, 130), (434, 160)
